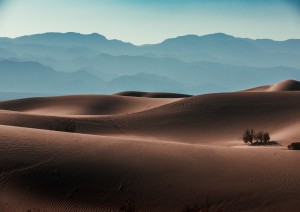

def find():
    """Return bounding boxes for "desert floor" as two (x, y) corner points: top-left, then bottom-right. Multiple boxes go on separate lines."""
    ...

(1, 82), (300, 211)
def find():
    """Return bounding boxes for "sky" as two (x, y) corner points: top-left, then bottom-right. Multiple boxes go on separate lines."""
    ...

(0, 0), (299, 45)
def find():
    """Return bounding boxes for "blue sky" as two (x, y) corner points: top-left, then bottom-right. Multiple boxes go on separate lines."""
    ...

(0, 0), (299, 44)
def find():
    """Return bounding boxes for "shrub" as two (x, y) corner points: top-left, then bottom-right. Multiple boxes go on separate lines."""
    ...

(242, 129), (255, 144)
(242, 129), (271, 145)
(288, 142), (300, 150)
(254, 131), (264, 143)
(263, 132), (270, 143)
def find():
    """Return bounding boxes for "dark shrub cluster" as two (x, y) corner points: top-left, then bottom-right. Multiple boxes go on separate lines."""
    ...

(242, 129), (270, 145)
(288, 142), (300, 150)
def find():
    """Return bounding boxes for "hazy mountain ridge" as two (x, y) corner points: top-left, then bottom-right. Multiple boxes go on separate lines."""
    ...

(1, 32), (300, 97)
(1, 32), (300, 66)
(0, 60), (105, 94)
(0, 60), (200, 96)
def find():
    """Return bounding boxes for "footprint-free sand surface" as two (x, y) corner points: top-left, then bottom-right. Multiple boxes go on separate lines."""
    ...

(1, 82), (300, 211)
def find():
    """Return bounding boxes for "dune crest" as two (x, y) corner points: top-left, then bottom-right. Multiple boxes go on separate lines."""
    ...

(242, 79), (300, 92)
(0, 94), (181, 116)
(114, 91), (192, 98)
(1, 91), (300, 145)
(1, 83), (300, 211)
(268, 80), (300, 92)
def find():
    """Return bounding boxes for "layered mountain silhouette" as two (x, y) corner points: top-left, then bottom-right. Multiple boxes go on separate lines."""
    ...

(0, 60), (191, 99)
(1, 32), (300, 98)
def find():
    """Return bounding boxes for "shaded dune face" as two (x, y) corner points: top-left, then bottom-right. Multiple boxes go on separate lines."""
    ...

(268, 80), (300, 92)
(107, 92), (300, 144)
(114, 91), (192, 98)
(1, 92), (300, 145)
(1, 89), (300, 211)
(1, 126), (300, 211)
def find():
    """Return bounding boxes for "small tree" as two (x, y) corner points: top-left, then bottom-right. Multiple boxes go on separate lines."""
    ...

(242, 129), (254, 144)
(250, 129), (255, 143)
(262, 132), (270, 143)
(254, 131), (264, 143)
(242, 130), (271, 145)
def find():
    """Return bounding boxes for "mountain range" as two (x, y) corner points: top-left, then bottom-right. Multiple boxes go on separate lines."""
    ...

(0, 32), (300, 98)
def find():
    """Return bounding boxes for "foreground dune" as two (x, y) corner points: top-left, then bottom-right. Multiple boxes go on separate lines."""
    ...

(1, 87), (300, 211)
(1, 125), (300, 211)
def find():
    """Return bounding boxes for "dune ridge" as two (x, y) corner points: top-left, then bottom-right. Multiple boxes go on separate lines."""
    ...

(1, 87), (300, 211)
(1, 92), (300, 145)
(242, 79), (300, 92)
(114, 91), (192, 98)
(0, 94), (181, 116)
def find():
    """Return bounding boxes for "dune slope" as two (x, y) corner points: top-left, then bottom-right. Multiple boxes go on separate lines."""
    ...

(1, 89), (300, 211)
(1, 125), (300, 211)
(242, 79), (300, 92)
(0, 94), (180, 116)
(1, 92), (300, 145)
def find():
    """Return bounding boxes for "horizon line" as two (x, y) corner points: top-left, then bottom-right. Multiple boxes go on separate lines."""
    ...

(1, 31), (300, 46)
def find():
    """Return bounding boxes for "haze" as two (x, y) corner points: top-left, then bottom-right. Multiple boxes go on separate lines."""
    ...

(0, 0), (299, 44)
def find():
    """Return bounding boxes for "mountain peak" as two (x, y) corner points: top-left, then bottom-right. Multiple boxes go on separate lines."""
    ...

(15, 32), (107, 42)
(161, 33), (235, 44)
(201, 33), (234, 39)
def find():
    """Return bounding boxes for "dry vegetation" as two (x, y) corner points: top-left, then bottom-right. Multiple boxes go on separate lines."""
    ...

(288, 142), (300, 150)
(242, 129), (271, 145)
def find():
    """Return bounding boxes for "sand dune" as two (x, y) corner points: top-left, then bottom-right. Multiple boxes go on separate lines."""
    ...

(0, 94), (180, 116)
(1, 86), (300, 211)
(1, 92), (300, 145)
(242, 79), (300, 92)
(1, 125), (300, 211)
(115, 91), (192, 98)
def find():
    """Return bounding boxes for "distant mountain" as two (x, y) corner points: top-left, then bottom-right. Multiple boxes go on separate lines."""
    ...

(1, 32), (300, 95)
(38, 53), (300, 92)
(1, 32), (300, 68)
(4, 32), (136, 55)
(15, 32), (108, 46)
(0, 92), (55, 101)
(0, 47), (17, 58)
(0, 60), (225, 96)
(109, 73), (187, 93)
(143, 33), (300, 68)
(0, 60), (106, 94)
(77, 54), (186, 76)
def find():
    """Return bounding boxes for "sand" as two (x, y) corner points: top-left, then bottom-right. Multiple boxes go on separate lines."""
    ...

(242, 79), (300, 92)
(0, 94), (180, 116)
(1, 83), (300, 211)
(114, 91), (192, 98)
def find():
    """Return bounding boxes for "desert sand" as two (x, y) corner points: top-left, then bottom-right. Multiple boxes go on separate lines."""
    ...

(1, 82), (300, 211)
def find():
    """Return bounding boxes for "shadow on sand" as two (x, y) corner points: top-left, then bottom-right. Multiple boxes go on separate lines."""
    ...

(250, 141), (281, 146)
